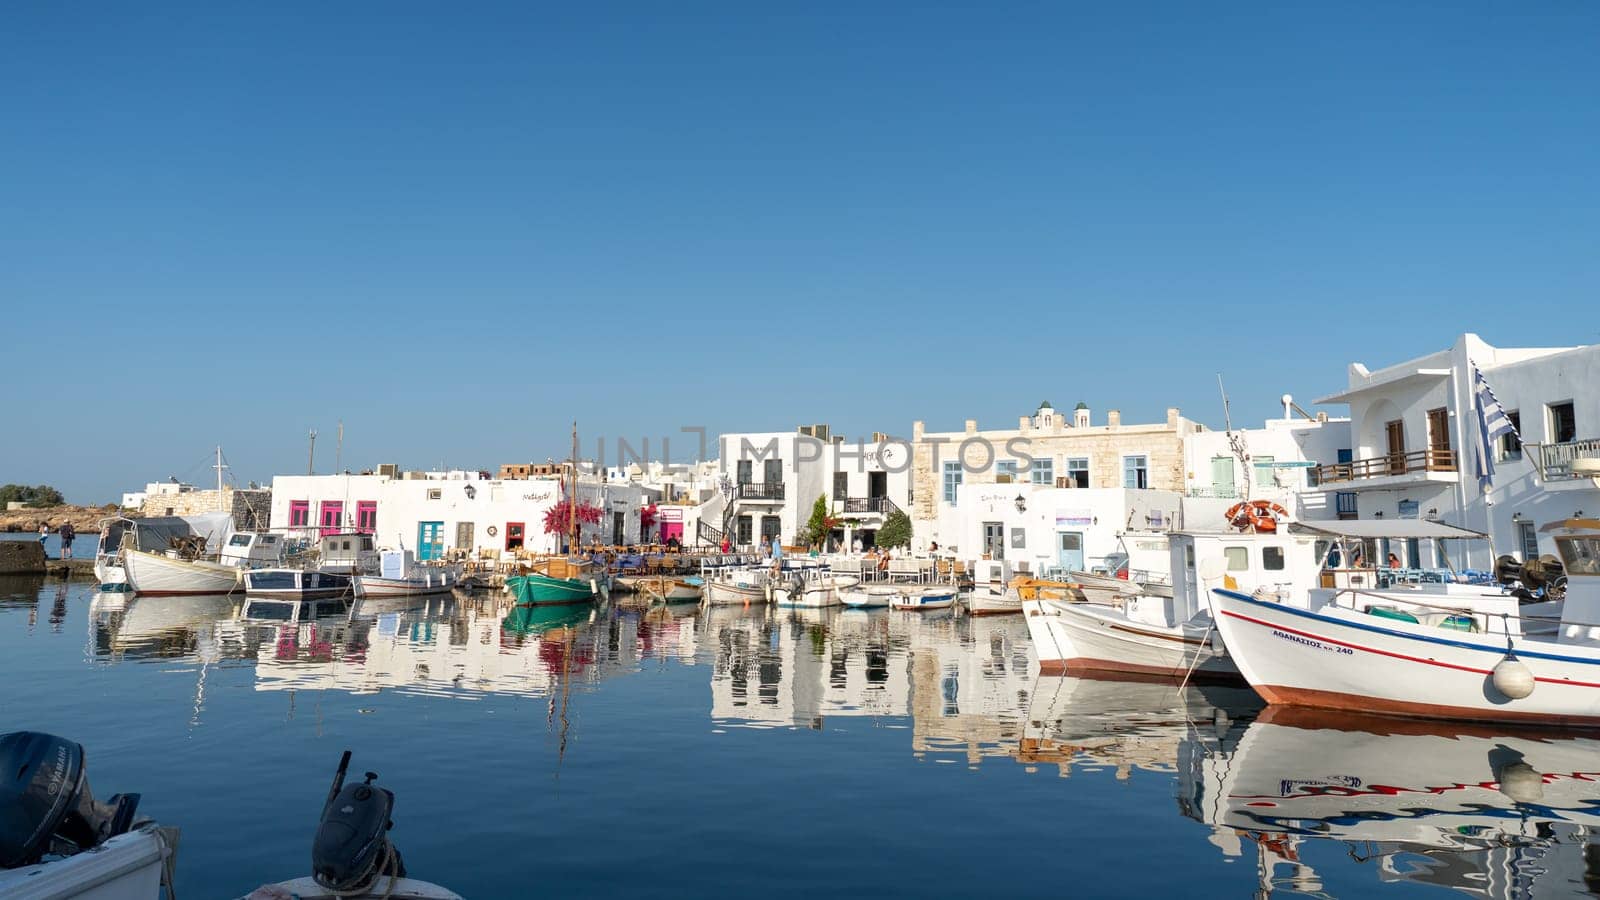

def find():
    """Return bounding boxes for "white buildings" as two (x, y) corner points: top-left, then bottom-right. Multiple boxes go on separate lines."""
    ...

(911, 403), (1202, 554)
(267, 469), (649, 559)
(1180, 403), (1351, 525)
(1308, 333), (1600, 569)
(716, 426), (913, 549)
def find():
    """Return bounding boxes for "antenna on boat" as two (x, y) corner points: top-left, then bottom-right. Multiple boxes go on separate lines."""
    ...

(1217, 374), (1251, 500)
(335, 421), (343, 474)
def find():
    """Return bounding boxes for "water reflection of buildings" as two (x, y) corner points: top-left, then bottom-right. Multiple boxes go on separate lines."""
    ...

(707, 607), (1034, 765)
(1181, 708), (1600, 898)
(88, 592), (701, 702)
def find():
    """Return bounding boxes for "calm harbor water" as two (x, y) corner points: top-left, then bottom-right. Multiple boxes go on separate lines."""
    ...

(3, 577), (1598, 898)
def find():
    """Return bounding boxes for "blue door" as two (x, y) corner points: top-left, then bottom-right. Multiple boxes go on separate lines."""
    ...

(417, 521), (444, 561)
(1056, 532), (1084, 571)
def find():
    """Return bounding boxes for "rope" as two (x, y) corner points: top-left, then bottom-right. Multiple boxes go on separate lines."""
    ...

(310, 835), (401, 899)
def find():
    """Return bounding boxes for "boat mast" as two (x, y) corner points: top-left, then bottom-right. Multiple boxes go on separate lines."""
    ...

(570, 422), (579, 555)
(213, 446), (229, 513)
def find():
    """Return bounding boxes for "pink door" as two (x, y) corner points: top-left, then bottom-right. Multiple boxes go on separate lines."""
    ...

(319, 501), (344, 536)
(660, 522), (683, 544)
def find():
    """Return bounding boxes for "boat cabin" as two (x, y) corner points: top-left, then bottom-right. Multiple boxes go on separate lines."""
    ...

(1158, 530), (1324, 629)
(319, 533), (379, 574)
(1543, 519), (1600, 645)
(218, 532), (286, 568)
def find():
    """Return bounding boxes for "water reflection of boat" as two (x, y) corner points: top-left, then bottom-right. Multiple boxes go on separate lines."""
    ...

(1017, 675), (1261, 779)
(502, 603), (592, 636)
(90, 592), (236, 659)
(1180, 707), (1600, 897)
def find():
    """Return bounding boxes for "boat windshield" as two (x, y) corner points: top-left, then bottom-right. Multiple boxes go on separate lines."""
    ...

(1556, 536), (1600, 576)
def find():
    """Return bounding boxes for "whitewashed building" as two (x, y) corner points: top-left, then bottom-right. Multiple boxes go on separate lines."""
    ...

(946, 483), (1183, 576)
(268, 470), (649, 559)
(912, 402), (1203, 553)
(1181, 402), (1351, 527)
(1308, 333), (1600, 569)
(716, 426), (912, 549)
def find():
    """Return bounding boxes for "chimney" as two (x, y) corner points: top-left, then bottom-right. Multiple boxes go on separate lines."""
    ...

(1019, 415), (1031, 431)
(964, 419), (978, 435)
(1073, 403), (1090, 428)
(1166, 407), (1180, 428)
(1107, 410), (1121, 428)
(913, 420), (925, 440)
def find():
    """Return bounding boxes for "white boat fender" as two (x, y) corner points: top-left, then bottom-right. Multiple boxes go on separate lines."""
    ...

(1492, 653), (1535, 700)
(1495, 760), (1546, 804)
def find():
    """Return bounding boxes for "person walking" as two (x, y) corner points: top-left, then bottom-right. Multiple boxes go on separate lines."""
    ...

(38, 522), (50, 552)
(58, 522), (76, 560)
(770, 535), (784, 576)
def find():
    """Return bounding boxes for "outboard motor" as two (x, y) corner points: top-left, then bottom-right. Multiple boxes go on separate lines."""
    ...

(311, 751), (406, 894)
(788, 572), (805, 599)
(0, 731), (140, 868)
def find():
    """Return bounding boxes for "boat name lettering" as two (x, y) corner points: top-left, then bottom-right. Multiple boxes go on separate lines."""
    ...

(1270, 628), (1353, 655)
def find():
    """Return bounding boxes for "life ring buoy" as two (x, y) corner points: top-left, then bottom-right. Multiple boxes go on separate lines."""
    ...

(487, 525), (498, 537)
(1224, 500), (1288, 533)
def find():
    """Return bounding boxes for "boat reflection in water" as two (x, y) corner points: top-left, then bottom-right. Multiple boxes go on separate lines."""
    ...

(707, 605), (1034, 764)
(1180, 708), (1600, 897)
(1017, 675), (1262, 780)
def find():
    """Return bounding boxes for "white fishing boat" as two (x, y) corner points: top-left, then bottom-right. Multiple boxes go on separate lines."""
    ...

(354, 550), (462, 599)
(1062, 569), (1144, 605)
(771, 572), (860, 608)
(966, 586), (1023, 616)
(703, 568), (770, 606)
(838, 585), (898, 609)
(1209, 518), (1596, 726)
(123, 550), (243, 596)
(889, 586), (958, 611)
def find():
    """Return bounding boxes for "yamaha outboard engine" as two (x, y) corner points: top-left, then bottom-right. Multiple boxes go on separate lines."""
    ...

(0, 731), (140, 868)
(312, 751), (406, 894)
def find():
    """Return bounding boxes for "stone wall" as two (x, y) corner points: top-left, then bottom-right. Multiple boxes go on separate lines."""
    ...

(140, 487), (273, 531)
(232, 489), (272, 531)
(0, 540), (46, 574)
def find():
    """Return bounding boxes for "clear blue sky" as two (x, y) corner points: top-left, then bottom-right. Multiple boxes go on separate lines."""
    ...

(4, 2), (1596, 503)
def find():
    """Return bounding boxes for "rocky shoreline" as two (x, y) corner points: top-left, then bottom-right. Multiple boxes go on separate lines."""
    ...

(0, 504), (122, 534)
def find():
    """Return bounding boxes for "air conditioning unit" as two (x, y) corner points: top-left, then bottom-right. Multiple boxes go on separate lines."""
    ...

(871, 432), (889, 443)
(996, 474), (1013, 484)
(377, 464), (400, 477)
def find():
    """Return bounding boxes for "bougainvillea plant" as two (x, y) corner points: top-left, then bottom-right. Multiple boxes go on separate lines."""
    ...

(543, 499), (605, 535)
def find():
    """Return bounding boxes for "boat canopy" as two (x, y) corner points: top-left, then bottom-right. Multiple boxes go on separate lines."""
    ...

(1288, 520), (1487, 541)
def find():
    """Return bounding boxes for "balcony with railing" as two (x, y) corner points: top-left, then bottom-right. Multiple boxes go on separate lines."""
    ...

(1533, 438), (1600, 489)
(734, 481), (785, 501)
(842, 496), (901, 517)
(1309, 448), (1459, 490)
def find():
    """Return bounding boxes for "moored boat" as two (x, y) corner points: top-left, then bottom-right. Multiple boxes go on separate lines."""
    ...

(243, 568), (357, 600)
(123, 549), (245, 596)
(889, 586), (958, 611)
(703, 567), (770, 605)
(506, 571), (597, 606)
(1209, 517), (1600, 726)
(771, 572), (860, 608)
(838, 584), (898, 609)
(967, 586), (1023, 616)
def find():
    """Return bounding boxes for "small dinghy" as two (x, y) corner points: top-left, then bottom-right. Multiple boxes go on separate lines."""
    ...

(245, 751), (461, 899)
(0, 730), (178, 900)
(890, 586), (959, 611)
(839, 585), (899, 609)
(966, 586), (1023, 616)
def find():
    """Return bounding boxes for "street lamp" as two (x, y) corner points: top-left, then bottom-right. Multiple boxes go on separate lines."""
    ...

(1014, 494), (1027, 513)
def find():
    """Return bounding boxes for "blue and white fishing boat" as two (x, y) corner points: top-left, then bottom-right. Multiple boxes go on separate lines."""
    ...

(890, 586), (959, 611)
(838, 585), (898, 609)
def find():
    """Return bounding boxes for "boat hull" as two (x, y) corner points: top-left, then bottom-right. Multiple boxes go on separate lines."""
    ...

(704, 579), (768, 605)
(1211, 587), (1600, 726)
(506, 573), (596, 606)
(967, 587), (1023, 616)
(123, 549), (240, 596)
(356, 572), (459, 598)
(1024, 598), (1238, 681)
(0, 823), (175, 900)
(838, 586), (896, 609)
(243, 569), (356, 600)
(772, 576), (858, 608)
(889, 588), (958, 611)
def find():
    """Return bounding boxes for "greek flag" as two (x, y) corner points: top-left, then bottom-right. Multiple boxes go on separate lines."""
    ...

(1473, 365), (1519, 489)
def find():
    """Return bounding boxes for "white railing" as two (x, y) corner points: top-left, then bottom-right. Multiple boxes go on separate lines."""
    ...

(1533, 438), (1600, 480)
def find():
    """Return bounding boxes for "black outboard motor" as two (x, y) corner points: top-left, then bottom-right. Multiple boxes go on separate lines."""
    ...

(0, 731), (140, 868)
(311, 751), (406, 894)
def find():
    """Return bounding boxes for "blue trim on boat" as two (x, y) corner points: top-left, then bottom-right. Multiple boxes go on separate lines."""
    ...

(1213, 587), (1600, 667)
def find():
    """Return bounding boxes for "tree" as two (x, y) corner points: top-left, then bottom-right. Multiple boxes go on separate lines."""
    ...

(877, 509), (912, 549)
(799, 494), (840, 549)
(0, 484), (65, 508)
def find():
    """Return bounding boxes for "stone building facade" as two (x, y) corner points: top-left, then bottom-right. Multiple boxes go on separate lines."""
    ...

(139, 487), (272, 531)
(910, 402), (1202, 549)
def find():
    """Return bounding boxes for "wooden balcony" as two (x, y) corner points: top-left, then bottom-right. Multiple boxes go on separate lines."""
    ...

(735, 481), (785, 501)
(1311, 448), (1457, 486)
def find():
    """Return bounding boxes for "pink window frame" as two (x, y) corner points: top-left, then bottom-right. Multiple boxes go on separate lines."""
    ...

(289, 500), (310, 528)
(318, 501), (344, 536)
(356, 501), (378, 534)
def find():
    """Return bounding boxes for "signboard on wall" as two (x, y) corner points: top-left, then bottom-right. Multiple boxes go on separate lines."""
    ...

(1398, 500), (1419, 519)
(1055, 510), (1093, 527)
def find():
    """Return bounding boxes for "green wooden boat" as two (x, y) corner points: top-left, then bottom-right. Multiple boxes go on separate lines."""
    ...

(506, 572), (596, 606)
